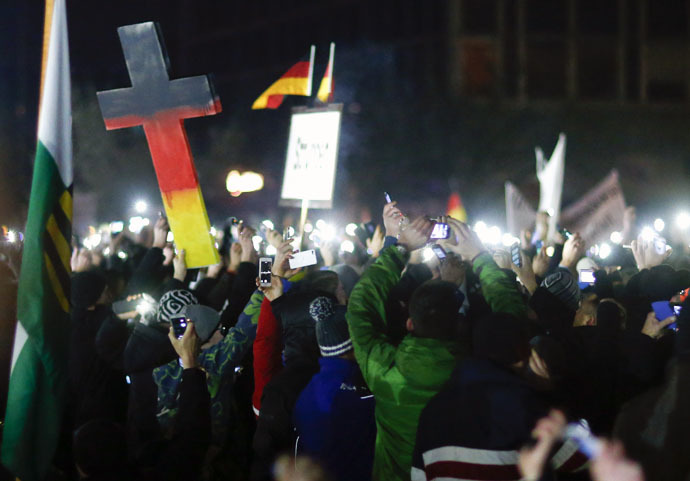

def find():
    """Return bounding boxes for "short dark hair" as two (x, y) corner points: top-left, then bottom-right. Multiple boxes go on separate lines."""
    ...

(408, 280), (461, 340)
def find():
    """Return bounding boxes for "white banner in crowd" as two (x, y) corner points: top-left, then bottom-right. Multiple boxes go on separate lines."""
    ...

(280, 105), (342, 208)
(560, 170), (626, 246)
(536, 133), (566, 238)
(505, 181), (537, 236)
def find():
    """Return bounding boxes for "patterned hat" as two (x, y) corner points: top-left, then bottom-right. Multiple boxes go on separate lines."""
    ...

(157, 289), (198, 323)
(542, 268), (581, 312)
(309, 296), (352, 357)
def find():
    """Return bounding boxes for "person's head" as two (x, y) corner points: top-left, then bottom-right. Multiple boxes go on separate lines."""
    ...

(407, 280), (461, 340)
(71, 270), (108, 309)
(473, 313), (531, 368)
(310, 296), (353, 359)
(527, 336), (568, 390)
(574, 292), (599, 327)
(302, 270), (347, 305)
(157, 289), (198, 323)
(73, 419), (126, 478)
(542, 269), (581, 314)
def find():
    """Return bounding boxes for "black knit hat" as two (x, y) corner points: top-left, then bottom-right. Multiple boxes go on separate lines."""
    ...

(542, 268), (581, 312)
(71, 270), (107, 309)
(309, 296), (352, 357)
(157, 289), (198, 323)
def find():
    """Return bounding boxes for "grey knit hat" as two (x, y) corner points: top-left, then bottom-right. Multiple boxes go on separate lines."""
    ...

(542, 268), (581, 312)
(309, 296), (352, 357)
(157, 289), (198, 323)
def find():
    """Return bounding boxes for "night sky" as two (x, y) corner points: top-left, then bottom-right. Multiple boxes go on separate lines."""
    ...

(2, 0), (690, 233)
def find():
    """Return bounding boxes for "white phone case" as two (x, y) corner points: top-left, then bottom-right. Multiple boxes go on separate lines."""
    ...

(288, 249), (318, 269)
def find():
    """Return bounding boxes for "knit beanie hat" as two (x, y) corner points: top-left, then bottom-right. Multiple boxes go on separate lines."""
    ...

(473, 313), (531, 367)
(542, 268), (581, 312)
(182, 304), (221, 342)
(309, 296), (352, 357)
(157, 289), (198, 323)
(71, 270), (107, 309)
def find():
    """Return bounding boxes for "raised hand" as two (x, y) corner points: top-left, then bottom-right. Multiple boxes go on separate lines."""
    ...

(173, 249), (187, 281)
(238, 224), (259, 264)
(273, 239), (300, 278)
(168, 321), (200, 369)
(512, 250), (538, 294)
(631, 234), (671, 270)
(152, 216), (170, 249)
(445, 218), (486, 262)
(560, 232), (586, 271)
(366, 225), (386, 257)
(382, 201), (405, 238)
(398, 217), (434, 252)
(256, 276), (284, 302)
(641, 311), (676, 339)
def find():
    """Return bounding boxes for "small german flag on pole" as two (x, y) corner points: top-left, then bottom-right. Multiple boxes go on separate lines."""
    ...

(252, 46), (315, 109)
(316, 42), (335, 103)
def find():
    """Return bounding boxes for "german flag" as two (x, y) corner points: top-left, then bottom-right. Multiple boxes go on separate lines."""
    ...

(316, 42), (335, 103)
(447, 192), (468, 223)
(252, 46), (315, 109)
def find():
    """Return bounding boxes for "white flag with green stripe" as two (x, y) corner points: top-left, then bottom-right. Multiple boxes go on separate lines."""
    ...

(1, 0), (73, 479)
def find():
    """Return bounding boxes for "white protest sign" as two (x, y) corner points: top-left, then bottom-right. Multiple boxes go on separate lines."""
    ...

(536, 133), (566, 239)
(505, 181), (536, 235)
(560, 170), (626, 246)
(280, 106), (342, 208)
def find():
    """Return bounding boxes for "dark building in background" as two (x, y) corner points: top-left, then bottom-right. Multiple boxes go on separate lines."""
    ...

(2, 0), (690, 226)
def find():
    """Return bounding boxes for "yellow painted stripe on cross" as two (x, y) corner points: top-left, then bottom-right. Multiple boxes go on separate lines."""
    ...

(46, 214), (70, 272)
(44, 252), (69, 312)
(161, 186), (219, 268)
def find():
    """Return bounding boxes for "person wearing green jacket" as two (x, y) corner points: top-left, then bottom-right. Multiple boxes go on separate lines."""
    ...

(346, 216), (528, 481)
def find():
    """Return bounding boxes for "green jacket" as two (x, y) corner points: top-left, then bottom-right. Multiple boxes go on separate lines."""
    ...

(346, 247), (526, 481)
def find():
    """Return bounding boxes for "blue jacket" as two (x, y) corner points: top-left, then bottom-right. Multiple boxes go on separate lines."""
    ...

(293, 356), (376, 481)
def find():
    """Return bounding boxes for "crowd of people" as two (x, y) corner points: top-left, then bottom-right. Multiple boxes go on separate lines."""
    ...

(2, 199), (689, 481)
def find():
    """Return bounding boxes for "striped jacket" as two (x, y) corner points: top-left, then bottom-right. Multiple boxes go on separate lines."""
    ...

(412, 358), (588, 481)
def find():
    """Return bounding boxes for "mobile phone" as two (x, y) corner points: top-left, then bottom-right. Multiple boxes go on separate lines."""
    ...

(112, 293), (155, 315)
(259, 257), (273, 287)
(170, 315), (188, 339)
(283, 226), (295, 241)
(384, 192), (392, 203)
(431, 244), (446, 260)
(564, 421), (602, 459)
(288, 249), (318, 269)
(430, 223), (450, 240)
(511, 243), (522, 268)
(579, 269), (596, 285)
(110, 221), (124, 234)
(652, 301), (675, 324)
(653, 237), (668, 256)
(535, 240), (544, 254)
(558, 227), (573, 239)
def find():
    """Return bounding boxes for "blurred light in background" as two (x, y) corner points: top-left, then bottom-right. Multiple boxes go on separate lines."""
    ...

(345, 223), (358, 237)
(599, 243), (612, 259)
(654, 218), (665, 232)
(422, 247), (435, 263)
(166, 231), (174, 242)
(226, 170), (264, 197)
(261, 219), (274, 231)
(610, 231), (623, 244)
(640, 226), (656, 242)
(265, 245), (277, 256)
(134, 200), (147, 214)
(676, 212), (690, 230)
(128, 216), (150, 234)
(252, 235), (263, 251)
(303, 223), (314, 233)
(340, 240), (355, 253)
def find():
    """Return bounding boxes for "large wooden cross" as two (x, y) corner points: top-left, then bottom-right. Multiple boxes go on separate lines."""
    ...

(97, 22), (220, 267)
